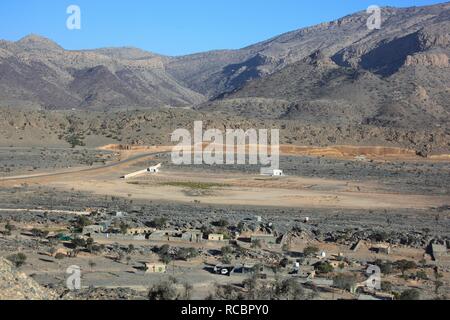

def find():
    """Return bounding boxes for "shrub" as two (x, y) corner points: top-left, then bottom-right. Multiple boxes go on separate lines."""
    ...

(30, 228), (49, 238)
(333, 274), (357, 291)
(148, 280), (179, 300)
(176, 248), (199, 261)
(212, 219), (229, 228)
(147, 218), (168, 229)
(395, 260), (417, 275)
(55, 253), (66, 260)
(399, 289), (420, 300)
(373, 259), (394, 275)
(221, 246), (233, 255)
(7, 253), (27, 267)
(315, 262), (334, 274)
(72, 237), (86, 248)
(303, 246), (319, 257)
(74, 216), (92, 228)
(416, 270), (428, 280)
(381, 281), (393, 292)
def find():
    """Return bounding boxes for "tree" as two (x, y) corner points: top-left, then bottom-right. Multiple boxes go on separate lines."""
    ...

(333, 274), (357, 292)
(148, 280), (179, 300)
(373, 259), (394, 275)
(274, 278), (305, 300)
(5, 222), (16, 233)
(30, 228), (49, 238)
(72, 237), (86, 248)
(279, 258), (289, 268)
(176, 248), (199, 261)
(212, 219), (229, 228)
(7, 253), (27, 268)
(221, 246), (233, 255)
(395, 260), (417, 276)
(303, 246), (319, 257)
(119, 222), (129, 235)
(381, 281), (393, 293)
(416, 270), (428, 280)
(147, 217), (168, 229)
(315, 262), (334, 274)
(74, 216), (92, 228)
(66, 134), (85, 148)
(160, 254), (172, 264)
(399, 289), (420, 300)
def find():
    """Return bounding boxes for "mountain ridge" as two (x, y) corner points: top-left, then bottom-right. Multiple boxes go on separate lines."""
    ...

(0, 1), (449, 131)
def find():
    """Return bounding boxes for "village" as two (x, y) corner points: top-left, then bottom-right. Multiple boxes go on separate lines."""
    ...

(1, 201), (448, 300)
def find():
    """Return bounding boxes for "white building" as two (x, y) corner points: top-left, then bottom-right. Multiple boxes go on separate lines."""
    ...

(147, 163), (161, 173)
(272, 169), (284, 177)
(121, 163), (162, 179)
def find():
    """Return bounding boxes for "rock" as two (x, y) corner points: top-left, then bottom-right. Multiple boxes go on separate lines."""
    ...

(405, 53), (449, 67)
(0, 257), (57, 300)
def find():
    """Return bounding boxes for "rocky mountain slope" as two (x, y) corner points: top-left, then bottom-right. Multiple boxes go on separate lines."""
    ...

(170, 2), (450, 100)
(0, 35), (204, 110)
(0, 2), (449, 131)
(211, 3), (450, 129)
(0, 257), (57, 300)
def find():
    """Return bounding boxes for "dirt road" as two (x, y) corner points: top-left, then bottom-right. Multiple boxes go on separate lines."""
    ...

(1, 146), (449, 211)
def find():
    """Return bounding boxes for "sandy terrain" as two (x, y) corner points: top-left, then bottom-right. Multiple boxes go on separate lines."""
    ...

(1, 145), (449, 211)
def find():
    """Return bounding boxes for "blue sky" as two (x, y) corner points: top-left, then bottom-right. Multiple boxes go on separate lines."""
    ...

(0, 0), (445, 56)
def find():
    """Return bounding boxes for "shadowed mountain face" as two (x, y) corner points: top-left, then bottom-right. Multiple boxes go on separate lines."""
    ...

(197, 2), (450, 129)
(0, 2), (449, 130)
(0, 35), (205, 109)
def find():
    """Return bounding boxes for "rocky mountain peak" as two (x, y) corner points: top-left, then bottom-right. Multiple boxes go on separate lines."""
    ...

(16, 34), (64, 51)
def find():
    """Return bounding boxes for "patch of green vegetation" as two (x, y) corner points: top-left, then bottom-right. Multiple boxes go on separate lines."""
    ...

(66, 134), (85, 148)
(159, 182), (229, 190)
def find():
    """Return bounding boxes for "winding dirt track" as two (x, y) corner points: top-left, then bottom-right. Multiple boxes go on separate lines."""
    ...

(1, 146), (449, 211)
(0, 151), (165, 182)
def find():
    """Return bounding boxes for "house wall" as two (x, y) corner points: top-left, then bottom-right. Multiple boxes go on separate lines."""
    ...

(146, 264), (166, 273)
(208, 234), (224, 241)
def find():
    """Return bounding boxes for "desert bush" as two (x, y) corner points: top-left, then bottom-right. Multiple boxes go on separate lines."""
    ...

(333, 274), (357, 291)
(315, 261), (334, 274)
(148, 279), (179, 300)
(303, 246), (319, 257)
(399, 289), (420, 300)
(7, 253), (27, 267)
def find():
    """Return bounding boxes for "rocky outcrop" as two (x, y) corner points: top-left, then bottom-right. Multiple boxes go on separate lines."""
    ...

(0, 257), (57, 300)
(405, 53), (449, 67)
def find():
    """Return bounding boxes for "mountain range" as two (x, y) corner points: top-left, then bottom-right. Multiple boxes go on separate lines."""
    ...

(0, 2), (449, 129)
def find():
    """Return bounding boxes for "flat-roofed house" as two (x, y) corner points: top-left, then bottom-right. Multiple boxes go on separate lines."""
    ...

(181, 230), (203, 242)
(145, 263), (167, 274)
(208, 234), (224, 241)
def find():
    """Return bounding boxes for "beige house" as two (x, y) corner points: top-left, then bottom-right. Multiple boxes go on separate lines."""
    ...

(145, 263), (167, 274)
(372, 244), (392, 255)
(126, 227), (155, 236)
(208, 234), (224, 241)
